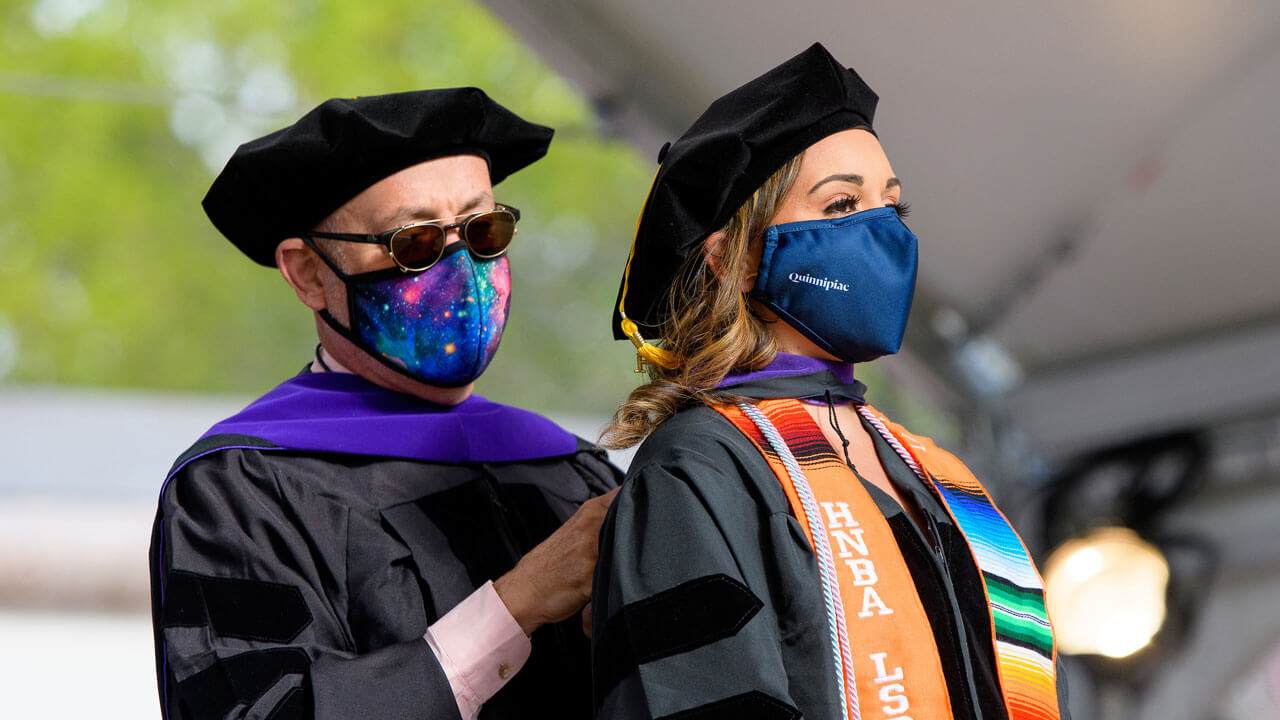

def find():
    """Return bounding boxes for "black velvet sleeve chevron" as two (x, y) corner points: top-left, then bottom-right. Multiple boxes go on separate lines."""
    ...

(161, 570), (312, 643)
(656, 691), (800, 720)
(595, 574), (763, 699)
(176, 647), (311, 720)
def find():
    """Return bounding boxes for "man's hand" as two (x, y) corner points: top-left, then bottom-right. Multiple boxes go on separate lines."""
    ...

(493, 487), (620, 637)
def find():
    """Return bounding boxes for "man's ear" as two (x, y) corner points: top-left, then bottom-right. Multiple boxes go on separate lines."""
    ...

(276, 238), (328, 312)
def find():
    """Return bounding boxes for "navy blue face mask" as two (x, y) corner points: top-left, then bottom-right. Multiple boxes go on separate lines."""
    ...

(749, 205), (918, 363)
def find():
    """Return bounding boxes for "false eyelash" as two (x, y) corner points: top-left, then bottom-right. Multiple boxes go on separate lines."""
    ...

(891, 201), (912, 218)
(825, 194), (862, 215)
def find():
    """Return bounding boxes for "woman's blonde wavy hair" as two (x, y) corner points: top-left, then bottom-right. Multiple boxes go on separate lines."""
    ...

(600, 154), (804, 449)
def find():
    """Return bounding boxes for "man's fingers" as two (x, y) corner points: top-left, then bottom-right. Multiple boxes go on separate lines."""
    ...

(500, 488), (620, 634)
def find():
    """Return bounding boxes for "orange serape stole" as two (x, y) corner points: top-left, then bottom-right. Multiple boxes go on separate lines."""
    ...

(712, 400), (953, 720)
(711, 399), (1059, 720)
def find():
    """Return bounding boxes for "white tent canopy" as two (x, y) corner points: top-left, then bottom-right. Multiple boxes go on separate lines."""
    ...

(479, 3), (1280, 718)
(482, 0), (1280, 461)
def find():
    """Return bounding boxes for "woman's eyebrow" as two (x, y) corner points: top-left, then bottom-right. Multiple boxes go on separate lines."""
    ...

(809, 173), (862, 194)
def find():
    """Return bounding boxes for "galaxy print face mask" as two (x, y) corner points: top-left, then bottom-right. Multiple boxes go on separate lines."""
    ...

(317, 243), (511, 387)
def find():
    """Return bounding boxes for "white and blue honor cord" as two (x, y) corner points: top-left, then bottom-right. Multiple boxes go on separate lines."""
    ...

(738, 403), (860, 720)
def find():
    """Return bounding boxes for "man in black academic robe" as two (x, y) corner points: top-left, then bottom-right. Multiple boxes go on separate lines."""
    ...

(150, 89), (619, 720)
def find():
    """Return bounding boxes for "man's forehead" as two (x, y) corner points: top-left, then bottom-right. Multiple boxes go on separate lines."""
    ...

(375, 192), (494, 228)
(335, 155), (495, 230)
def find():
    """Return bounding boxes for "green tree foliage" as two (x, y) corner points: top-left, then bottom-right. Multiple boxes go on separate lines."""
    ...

(0, 0), (651, 414)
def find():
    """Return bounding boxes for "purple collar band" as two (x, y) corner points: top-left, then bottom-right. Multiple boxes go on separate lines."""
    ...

(200, 371), (579, 464)
(718, 351), (858, 389)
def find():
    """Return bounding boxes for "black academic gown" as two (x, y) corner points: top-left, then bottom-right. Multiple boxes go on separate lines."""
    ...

(592, 371), (1069, 720)
(150, 385), (619, 720)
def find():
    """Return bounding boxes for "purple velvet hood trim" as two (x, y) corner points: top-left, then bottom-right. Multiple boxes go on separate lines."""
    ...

(718, 351), (858, 389)
(201, 371), (579, 463)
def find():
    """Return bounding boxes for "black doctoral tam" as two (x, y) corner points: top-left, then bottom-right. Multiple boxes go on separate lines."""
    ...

(204, 87), (554, 266)
(613, 42), (879, 340)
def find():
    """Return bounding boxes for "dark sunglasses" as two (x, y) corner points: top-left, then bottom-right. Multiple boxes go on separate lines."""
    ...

(306, 204), (520, 271)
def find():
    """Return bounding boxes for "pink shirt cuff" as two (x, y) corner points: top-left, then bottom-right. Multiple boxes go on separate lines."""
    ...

(423, 580), (532, 720)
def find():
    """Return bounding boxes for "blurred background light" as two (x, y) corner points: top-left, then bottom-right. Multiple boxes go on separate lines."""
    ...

(1044, 526), (1169, 659)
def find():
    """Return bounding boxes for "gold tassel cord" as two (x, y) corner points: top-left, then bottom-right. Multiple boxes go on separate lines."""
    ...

(617, 170), (681, 372)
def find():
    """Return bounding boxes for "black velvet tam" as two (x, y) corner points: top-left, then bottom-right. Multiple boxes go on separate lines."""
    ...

(203, 87), (554, 267)
(612, 42), (878, 339)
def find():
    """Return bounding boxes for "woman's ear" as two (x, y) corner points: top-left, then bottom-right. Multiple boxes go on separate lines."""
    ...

(703, 230), (761, 294)
(702, 230), (729, 280)
(276, 238), (329, 312)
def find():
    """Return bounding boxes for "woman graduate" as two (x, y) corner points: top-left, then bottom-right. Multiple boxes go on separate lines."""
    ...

(592, 43), (1069, 720)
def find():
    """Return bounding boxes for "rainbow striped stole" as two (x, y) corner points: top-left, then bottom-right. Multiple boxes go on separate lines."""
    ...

(857, 405), (1060, 720)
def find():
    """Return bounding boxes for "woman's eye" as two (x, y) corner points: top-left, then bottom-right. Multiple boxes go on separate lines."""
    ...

(824, 196), (859, 215)
(890, 201), (912, 218)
